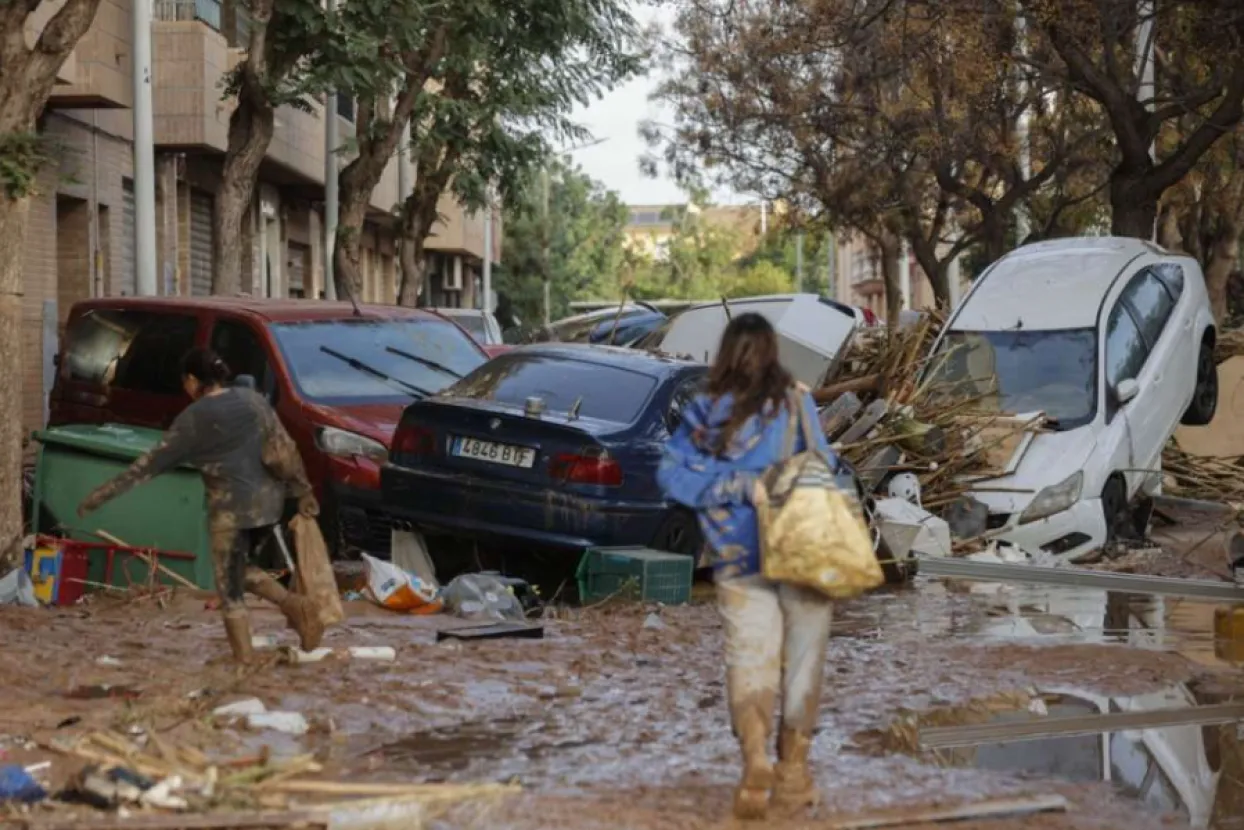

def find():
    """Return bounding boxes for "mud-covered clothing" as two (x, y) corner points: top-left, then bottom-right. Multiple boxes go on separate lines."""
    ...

(657, 389), (834, 581)
(717, 575), (832, 734)
(81, 387), (312, 534)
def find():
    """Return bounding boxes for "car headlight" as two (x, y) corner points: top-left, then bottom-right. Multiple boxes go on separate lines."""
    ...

(316, 427), (388, 463)
(1018, 471), (1083, 525)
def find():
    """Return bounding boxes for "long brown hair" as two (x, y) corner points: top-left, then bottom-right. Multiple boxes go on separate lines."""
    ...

(706, 312), (793, 454)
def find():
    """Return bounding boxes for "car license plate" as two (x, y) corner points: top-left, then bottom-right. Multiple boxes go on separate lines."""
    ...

(452, 437), (536, 468)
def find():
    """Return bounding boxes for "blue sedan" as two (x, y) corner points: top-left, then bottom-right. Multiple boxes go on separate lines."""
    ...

(381, 344), (707, 555)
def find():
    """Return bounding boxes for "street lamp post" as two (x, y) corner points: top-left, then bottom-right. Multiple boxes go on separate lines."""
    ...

(542, 137), (608, 325)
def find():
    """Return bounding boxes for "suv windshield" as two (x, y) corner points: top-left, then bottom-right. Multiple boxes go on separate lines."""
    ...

(928, 329), (1098, 430)
(444, 352), (658, 424)
(270, 319), (486, 404)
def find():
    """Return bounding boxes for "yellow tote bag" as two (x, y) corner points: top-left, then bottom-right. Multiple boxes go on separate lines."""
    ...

(754, 390), (884, 599)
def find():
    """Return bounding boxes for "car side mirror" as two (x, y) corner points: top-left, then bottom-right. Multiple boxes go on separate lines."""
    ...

(1116, 378), (1139, 405)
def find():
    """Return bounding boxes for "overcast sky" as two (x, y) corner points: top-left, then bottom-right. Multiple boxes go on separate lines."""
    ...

(555, 2), (744, 208)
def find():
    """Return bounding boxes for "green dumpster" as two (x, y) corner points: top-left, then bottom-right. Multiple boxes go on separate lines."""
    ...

(32, 424), (214, 591)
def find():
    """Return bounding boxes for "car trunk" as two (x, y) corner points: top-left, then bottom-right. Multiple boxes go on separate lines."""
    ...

(391, 398), (630, 493)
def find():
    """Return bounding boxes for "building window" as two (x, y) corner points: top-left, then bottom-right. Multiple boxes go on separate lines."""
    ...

(337, 93), (355, 123)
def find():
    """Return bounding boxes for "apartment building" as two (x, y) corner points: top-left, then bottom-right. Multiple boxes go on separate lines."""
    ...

(833, 233), (942, 316)
(21, 0), (499, 431)
(623, 202), (769, 262)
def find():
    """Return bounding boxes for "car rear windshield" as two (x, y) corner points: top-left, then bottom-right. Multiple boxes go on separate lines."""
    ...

(444, 352), (658, 423)
(929, 328), (1098, 430)
(269, 319), (486, 404)
(448, 314), (486, 337)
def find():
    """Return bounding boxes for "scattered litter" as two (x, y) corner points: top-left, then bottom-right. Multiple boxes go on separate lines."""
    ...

(436, 622), (545, 642)
(875, 498), (952, 558)
(211, 698), (266, 718)
(643, 612), (666, 630)
(250, 634), (279, 649)
(362, 552), (443, 614)
(349, 646), (396, 661)
(442, 573), (525, 622)
(0, 764), (47, 803)
(95, 655), (123, 667)
(66, 765), (153, 808)
(281, 646), (334, 664)
(63, 684), (142, 701)
(0, 567), (37, 607)
(246, 711), (309, 735)
(1028, 698), (1049, 717)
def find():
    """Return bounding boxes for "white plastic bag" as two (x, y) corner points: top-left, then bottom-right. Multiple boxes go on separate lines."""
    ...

(0, 568), (37, 607)
(442, 574), (525, 622)
(361, 553), (442, 614)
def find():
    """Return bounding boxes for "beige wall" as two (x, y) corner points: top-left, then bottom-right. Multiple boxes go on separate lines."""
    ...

(43, 0), (132, 108)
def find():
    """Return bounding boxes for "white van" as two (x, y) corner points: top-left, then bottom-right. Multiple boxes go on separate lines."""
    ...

(926, 237), (1217, 561)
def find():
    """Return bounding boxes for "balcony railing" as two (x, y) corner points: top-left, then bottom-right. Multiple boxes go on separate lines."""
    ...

(154, 0), (222, 30)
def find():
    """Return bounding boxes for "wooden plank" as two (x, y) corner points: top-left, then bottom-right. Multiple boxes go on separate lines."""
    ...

(921, 702), (1244, 750)
(838, 399), (889, 445)
(826, 794), (1068, 829)
(21, 812), (322, 830)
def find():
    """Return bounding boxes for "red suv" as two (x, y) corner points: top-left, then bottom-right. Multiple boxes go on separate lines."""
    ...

(49, 297), (489, 556)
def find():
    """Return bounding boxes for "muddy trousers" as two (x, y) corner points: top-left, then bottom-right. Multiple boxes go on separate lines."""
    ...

(717, 575), (833, 818)
(210, 526), (324, 661)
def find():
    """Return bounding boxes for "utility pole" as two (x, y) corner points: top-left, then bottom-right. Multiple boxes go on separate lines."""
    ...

(795, 231), (804, 292)
(482, 191), (493, 313)
(132, 0), (157, 296)
(323, 0), (339, 301)
(541, 167), (551, 326)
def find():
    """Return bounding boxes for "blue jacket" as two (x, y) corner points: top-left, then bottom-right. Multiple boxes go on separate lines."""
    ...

(657, 389), (835, 580)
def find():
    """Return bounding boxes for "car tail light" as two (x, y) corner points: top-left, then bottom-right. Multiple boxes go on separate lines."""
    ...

(550, 452), (623, 486)
(391, 424), (435, 456)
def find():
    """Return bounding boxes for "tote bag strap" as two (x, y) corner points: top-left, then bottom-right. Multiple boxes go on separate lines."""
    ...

(780, 388), (803, 460)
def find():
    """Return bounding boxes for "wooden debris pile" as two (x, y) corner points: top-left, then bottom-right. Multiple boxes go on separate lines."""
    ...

(815, 313), (1044, 510)
(1162, 443), (1244, 505)
(8, 729), (518, 828)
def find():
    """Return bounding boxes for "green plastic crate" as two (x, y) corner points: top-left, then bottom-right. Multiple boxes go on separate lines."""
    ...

(575, 546), (693, 605)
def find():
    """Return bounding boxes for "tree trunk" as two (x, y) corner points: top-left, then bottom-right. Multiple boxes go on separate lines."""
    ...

(1110, 175), (1159, 239)
(333, 192), (369, 301)
(1205, 230), (1238, 323)
(213, 94), (274, 295)
(1156, 202), (1184, 251)
(878, 234), (902, 328)
(0, 193), (27, 570)
(397, 235), (427, 306)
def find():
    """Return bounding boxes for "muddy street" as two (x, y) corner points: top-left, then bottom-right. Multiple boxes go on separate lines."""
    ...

(3, 577), (1243, 829)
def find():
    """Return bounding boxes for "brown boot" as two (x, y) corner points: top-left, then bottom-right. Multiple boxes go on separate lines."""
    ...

(222, 610), (254, 664)
(280, 594), (326, 652)
(732, 703), (775, 820)
(772, 727), (818, 812)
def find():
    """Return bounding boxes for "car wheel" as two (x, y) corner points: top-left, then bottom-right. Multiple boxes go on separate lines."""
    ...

(651, 509), (703, 558)
(1102, 477), (1131, 543)
(1182, 339), (1218, 426)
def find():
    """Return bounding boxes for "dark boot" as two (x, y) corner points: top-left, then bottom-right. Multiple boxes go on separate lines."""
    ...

(280, 594), (325, 652)
(222, 610), (254, 664)
(772, 727), (818, 811)
(732, 701), (775, 820)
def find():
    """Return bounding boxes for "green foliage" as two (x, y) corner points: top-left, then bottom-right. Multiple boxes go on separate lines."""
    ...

(0, 132), (49, 199)
(496, 156), (630, 326)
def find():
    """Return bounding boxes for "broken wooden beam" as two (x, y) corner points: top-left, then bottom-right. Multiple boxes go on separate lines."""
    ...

(813, 374), (881, 405)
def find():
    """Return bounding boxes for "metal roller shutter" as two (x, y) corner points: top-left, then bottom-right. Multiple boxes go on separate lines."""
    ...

(189, 190), (214, 296)
(120, 180), (136, 296)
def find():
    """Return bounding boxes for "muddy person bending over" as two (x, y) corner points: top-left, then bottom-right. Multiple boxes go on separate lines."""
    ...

(78, 348), (324, 663)
(658, 313), (835, 820)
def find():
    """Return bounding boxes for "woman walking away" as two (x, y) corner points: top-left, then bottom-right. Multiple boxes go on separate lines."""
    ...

(78, 348), (325, 664)
(658, 313), (836, 820)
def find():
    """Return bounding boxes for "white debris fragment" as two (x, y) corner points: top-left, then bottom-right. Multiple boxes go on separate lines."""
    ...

(246, 711), (309, 735)
(95, 655), (122, 667)
(212, 698), (266, 718)
(643, 613), (666, 630)
(348, 646), (396, 661)
(1028, 698), (1049, 717)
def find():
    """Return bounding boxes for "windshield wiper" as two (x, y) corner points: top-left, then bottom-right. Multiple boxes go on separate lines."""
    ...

(319, 346), (432, 397)
(385, 346), (464, 379)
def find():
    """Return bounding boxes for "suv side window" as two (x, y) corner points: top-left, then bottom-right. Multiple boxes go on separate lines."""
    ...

(1104, 301), (1148, 394)
(210, 319), (276, 401)
(1122, 269), (1177, 348)
(109, 313), (200, 395)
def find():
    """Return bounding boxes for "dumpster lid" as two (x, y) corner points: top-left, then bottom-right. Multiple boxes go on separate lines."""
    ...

(34, 424), (166, 462)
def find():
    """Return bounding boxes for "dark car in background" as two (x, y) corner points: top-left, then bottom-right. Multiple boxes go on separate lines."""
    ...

(538, 303), (668, 347)
(381, 344), (706, 558)
(49, 297), (489, 555)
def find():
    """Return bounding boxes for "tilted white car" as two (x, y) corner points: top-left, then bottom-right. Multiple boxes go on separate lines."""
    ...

(927, 237), (1218, 561)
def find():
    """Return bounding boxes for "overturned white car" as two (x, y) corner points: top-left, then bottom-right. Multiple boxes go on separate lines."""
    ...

(927, 237), (1218, 562)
